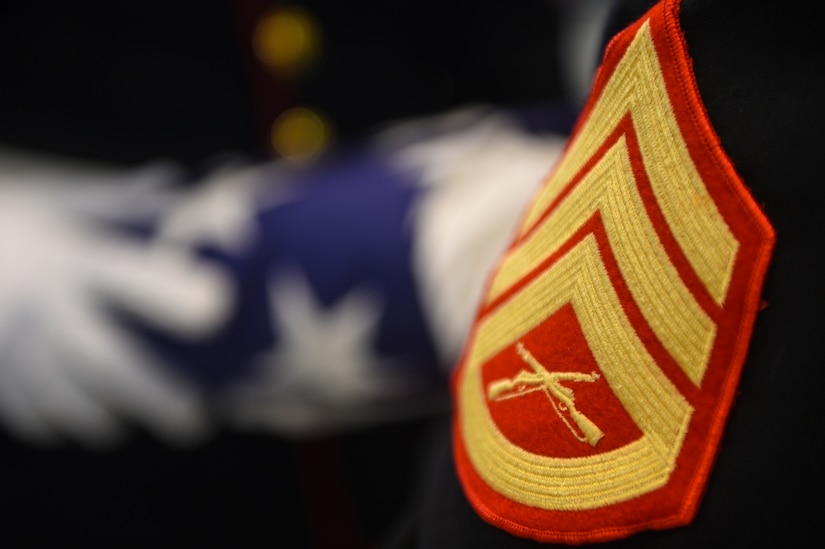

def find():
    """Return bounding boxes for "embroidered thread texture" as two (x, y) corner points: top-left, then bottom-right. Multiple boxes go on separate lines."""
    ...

(488, 23), (735, 386)
(463, 19), (720, 511)
(453, 0), (775, 543)
(489, 342), (604, 446)
(462, 233), (693, 510)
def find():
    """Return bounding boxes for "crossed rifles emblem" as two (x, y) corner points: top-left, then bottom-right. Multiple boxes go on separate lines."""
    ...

(487, 342), (605, 447)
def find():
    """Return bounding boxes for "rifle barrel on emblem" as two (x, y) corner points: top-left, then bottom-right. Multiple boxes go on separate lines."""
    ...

(487, 343), (605, 446)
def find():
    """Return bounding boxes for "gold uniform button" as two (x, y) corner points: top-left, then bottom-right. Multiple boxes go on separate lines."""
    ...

(270, 107), (330, 162)
(252, 8), (319, 76)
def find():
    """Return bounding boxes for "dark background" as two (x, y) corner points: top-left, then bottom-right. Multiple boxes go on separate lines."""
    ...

(0, 1), (571, 547)
(0, 0), (569, 167)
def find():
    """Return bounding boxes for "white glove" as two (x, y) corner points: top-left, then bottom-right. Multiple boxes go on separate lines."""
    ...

(0, 159), (231, 449)
(393, 108), (567, 367)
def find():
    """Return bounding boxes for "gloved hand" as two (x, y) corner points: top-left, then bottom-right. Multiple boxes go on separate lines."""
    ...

(0, 162), (230, 449)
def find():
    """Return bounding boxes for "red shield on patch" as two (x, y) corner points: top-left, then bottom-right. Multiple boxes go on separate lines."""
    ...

(452, 0), (775, 544)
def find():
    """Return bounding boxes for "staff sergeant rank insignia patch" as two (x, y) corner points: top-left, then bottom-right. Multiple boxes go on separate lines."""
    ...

(452, 0), (775, 543)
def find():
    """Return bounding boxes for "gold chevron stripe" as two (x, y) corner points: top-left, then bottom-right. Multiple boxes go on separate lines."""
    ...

(514, 21), (738, 308)
(461, 235), (693, 510)
(489, 135), (715, 385)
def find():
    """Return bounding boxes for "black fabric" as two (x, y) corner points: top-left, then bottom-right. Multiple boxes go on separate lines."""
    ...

(0, 0), (259, 168)
(0, 417), (441, 547)
(601, 0), (659, 55)
(0, 0), (568, 167)
(404, 0), (825, 546)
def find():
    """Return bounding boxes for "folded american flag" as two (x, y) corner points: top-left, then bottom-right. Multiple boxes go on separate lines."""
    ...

(0, 104), (572, 443)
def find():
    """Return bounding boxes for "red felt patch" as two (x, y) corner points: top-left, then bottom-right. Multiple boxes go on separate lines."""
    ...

(482, 304), (644, 459)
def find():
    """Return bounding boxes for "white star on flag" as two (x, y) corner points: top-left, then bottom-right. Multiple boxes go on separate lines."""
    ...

(218, 270), (439, 436)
